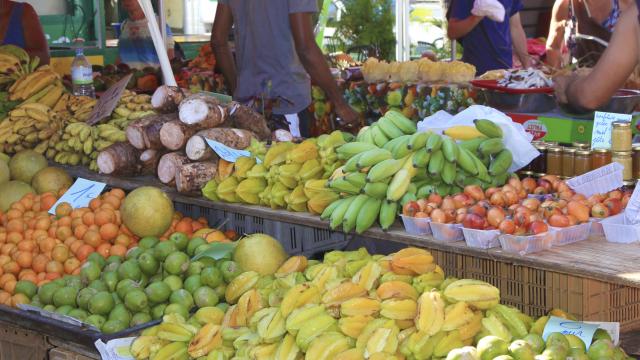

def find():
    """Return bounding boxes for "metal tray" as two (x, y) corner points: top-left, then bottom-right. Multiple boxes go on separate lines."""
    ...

(478, 89), (557, 113)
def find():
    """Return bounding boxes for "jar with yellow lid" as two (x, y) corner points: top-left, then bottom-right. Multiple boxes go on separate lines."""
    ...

(561, 148), (576, 177)
(574, 149), (592, 175)
(591, 148), (611, 170)
(634, 145), (640, 179)
(611, 121), (632, 152)
(546, 147), (563, 176)
(612, 151), (633, 180)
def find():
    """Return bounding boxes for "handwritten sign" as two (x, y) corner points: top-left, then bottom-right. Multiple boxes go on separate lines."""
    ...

(584, 321), (620, 345)
(49, 178), (107, 215)
(205, 138), (260, 164)
(542, 316), (599, 349)
(86, 74), (133, 125)
(591, 112), (632, 150)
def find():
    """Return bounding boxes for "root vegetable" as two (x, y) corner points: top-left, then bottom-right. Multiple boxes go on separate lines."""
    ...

(151, 85), (189, 113)
(97, 142), (142, 176)
(126, 113), (178, 150)
(139, 149), (164, 175)
(185, 128), (255, 161)
(159, 120), (204, 151)
(175, 161), (218, 193)
(157, 152), (190, 185)
(227, 102), (271, 141)
(178, 94), (226, 128)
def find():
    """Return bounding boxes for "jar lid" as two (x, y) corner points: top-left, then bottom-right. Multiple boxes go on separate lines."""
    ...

(613, 151), (633, 156)
(533, 173), (547, 177)
(545, 141), (559, 146)
(576, 149), (592, 155)
(547, 146), (563, 153)
(519, 171), (535, 176)
(593, 148), (610, 153)
(633, 145), (640, 151)
(612, 121), (631, 128)
(563, 147), (577, 154)
(572, 141), (590, 149)
(534, 143), (548, 150)
(623, 180), (636, 186)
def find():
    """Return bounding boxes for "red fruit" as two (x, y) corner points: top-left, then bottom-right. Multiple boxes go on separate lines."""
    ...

(587, 194), (605, 206)
(603, 198), (623, 216)
(533, 186), (548, 195)
(402, 201), (421, 217)
(490, 192), (506, 207)
(468, 204), (487, 217)
(441, 197), (456, 211)
(464, 185), (485, 201)
(453, 194), (473, 209)
(430, 209), (446, 223)
(591, 203), (610, 218)
(416, 199), (429, 212)
(608, 190), (623, 200)
(537, 179), (553, 193)
(513, 226), (527, 235)
(498, 219), (516, 234)
(503, 191), (519, 206)
(427, 193), (443, 206)
(485, 187), (499, 199)
(444, 209), (457, 223)
(514, 208), (532, 228)
(487, 207), (506, 228)
(521, 198), (541, 211)
(462, 214), (485, 230)
(415, 212), (429, 218)
(521, 177), (537, 193)
(567, 201), (590, 223)
(529, 220), (549, 235)
(508, 177), (523, 191)
(548, 214), (570, 228)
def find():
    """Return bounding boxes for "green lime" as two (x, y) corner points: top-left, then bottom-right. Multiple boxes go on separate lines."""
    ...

(38, 283), (61, 305)
(151, 304), (167, 320)
(64, 275), (82, 289)
(56, 305), (73, 316)
(139, 236), (160, 250)
(85, 314), (106, 329)
(68, 308), (88, 321)
(138, 251), (159, 276)
(14, 280), (37, 299)
(43, 304), (56, 313)
(87, 253), (106, 270)
(124, 290), (148, 312)
(187, 261), (205, 277)
(106, 255), (123, 265)
(145, 281), (172, 304)
(126, 247), (143, 260)
(80, 261), (102, 284)
(193, 286), (219, 307)
(214, 284), (226, 299)
(88, 291), (116, 315)
(153, 241), (176, 261)
(220, 260), (243, 283)
(170, 289), (194, 309)
(89, 279), (108, 292)
(164, 303), (189, 319)
(108, 303), (132, 325)
(163, 275), (183, 292)
(102, 319), (127, 334)
(104, 261), (121, 273)
(76, 287), (98, 310)
(186, 237), (207, 256)
(116, 279), (141, 300)
(53, 287), (78, 307)
(163, 252), (190, 275)
(169, 232), (189, 251)
(52, 278), (65, 287)
(102, 271), (119, 293)
(183, 275), (202, 294)
(30, 296), (42, 308)
(112, 292), (122, 305)
(118, 260), (142, 281)
(523, 334), (545, 354)
(131, 312), (152, 327)
(201, 267), (223, 288)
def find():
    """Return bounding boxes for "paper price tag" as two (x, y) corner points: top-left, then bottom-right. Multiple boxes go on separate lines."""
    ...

(542, 316), (600, 349)
(49, 178), (107, 215)
(205, 138), (260, 164)
(86, 74), (133, 125)
(583, 321), (620, 345)
(591, 112), (632, 150)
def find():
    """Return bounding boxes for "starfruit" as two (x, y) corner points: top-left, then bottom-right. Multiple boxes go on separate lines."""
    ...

(276, 256), (309, 277)
(280, 283), (321, 317)
(352, 261), (382, 291)
(225, 271), (260, 304)
(376, 281), (419, 301)
(188, 323), (223, 358)
(380, 299), (418, 320)
(340, 297), (381, 317)
(305, 332), (352, 360)
(321, 281), (367, 306)
(339, 315), (375, 339)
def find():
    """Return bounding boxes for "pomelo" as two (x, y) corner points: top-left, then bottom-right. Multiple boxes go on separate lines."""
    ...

(121, 186), (174, 237)
(0, 180), (34, 211)
(233, 233), (287, 275)
(31, 166), (72, 194)
(9, 150), (47, 183)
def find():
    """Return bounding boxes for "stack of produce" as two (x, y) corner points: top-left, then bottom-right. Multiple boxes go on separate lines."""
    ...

(322, 113), (513, 234)
(128, 243), (630, 360)
(0, 44), (46, 89)
(203, 130), (349, 215)
(362, 57), (476, 84)
(0, 103), (65, 155)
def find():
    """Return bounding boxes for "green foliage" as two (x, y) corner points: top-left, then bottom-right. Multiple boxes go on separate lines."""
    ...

(336, 0), (396, 61)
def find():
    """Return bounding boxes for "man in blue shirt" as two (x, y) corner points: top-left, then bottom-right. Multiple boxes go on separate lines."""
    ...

(447, 0), (531, 75)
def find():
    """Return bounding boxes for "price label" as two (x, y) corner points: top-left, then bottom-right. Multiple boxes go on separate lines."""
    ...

(591, 111), (632, 150)
(205, 138), (260, 164)
(86, 74), (133, 125)
(49, 178), (107, 215)
(542, 316), (600, 349)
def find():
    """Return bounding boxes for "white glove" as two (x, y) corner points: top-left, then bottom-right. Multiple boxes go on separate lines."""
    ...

(471, 0), (506, 22)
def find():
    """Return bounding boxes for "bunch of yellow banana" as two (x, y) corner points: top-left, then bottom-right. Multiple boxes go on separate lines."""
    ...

(0, 45), (39, 85)
(8, 65), (60, 102)
(0, 103), (64, 155)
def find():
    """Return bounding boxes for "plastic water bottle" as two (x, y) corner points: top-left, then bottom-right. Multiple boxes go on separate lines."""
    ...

(71, 41), (95, 98)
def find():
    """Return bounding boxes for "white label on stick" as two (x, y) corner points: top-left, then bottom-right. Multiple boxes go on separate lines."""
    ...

(591, 111), (632, 150)
(48, 178), (107, 215)
(205, 138), (261, 164)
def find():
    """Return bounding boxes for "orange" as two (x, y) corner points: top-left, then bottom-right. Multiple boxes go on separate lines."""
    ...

(102, 195), (121, 209)
(5, 209), (23, 221)
(55, 202), (72, 217)
(71, 217), (83, 229)
(73, 224), (88, 240)
(110, 244), (127, 257)
(45, 260), (63, 274)
(0, 255), (10, 267)
(40, 195), (57, 212)
(1, 243), (15, 255)
(57, 216), (72, 227)
(17, 240), (35, 253)
(76, 245), (94, 262)
(99, 223), (119, 242)
(51, 245), (69, 263)
(192, 221), (204, 232)
(89, 198), (101, 211)
(110, 189), (125, 200)
(96, 243), (111, 258)
(83, 230), (102, 248)
(4, 280), (16, 294)
(69, 240), (84, 255)
(19, 272), (37, 284)
(6, 232), (23, 244)
(32, 254), (49, 273)
(82, 212), (95, 226)
(10, 202), (25, 213)
(55, 226), (72, 241)
(15, 252), (32, 269)
(0, 291), (10, 304)
(6, 219), (24, 233)
(175, 219), (192, 235)
(63, 258), (80, 274)
(2, 261), (19, 276)
(38, 237), (56, 253)
(11, 293), (30, 306)
(114, 234), (131, 247)
(94, 209), (115, 226)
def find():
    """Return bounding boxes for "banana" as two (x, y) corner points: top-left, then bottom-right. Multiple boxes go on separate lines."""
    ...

(378, 200), (397, 230)
(321, 198), (345, 220)
(370, 125), (389, 147)
(39, 84), (64, 108)
(337, 142), (378, 160)
(442, 136), (459, 163)
(344, 172), (367, 189)
(459, 137), (485, 153)
(412, 148), (431, 169)
(408, 131), (431, 150)
(383, 134), (409, 152)
(378, 116), (405, 139)
(355, 197), (382, 234)
(357, 148), (393, 169)
(390, 136), (412, 159)
(16, 71), (58, 101)
(472, 155), (491, 183)
(441, 161), (457, 185)
(343, 152), (365, 173)
(478, 138), (504, 156)
(363, 182), (389, 199)
(386, 168), (412, 201)
(427, 150), (444, 177)
(425, 133), (443, 153)
(443, 125), (487, 140)
(489, 149), (513, 176)
(18, 83), (55, 105)
(330, 196), (356, 230)
(366, 158), (405, 183)
(385, 110), (417, 134)
(456, 147), (479, 176)
(328, 177), (362, 194)
(343, 194), (370, 233)
(474, 119), (503, 138)
(360, 127), (375, 145)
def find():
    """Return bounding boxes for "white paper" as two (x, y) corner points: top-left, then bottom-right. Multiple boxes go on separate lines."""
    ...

(95, 337), (136, 360)
(583, 321), (620, 345)
(417, 105), (538, 172)
(542, 316), (599, 350)
(591, 112), (632, 150)
(624, 180), (640, 224)
(566, 162), (624, 197)
(49, 178), (107, 215)
(285, 114), (302, 138)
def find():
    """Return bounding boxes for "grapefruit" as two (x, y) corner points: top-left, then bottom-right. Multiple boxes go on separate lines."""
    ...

(233, 234), (287, 275)
(31, 167), (72, 194)
(0, 180), (35, 211)
(121, 186), (174, 237)
(9, 150), (47, 183)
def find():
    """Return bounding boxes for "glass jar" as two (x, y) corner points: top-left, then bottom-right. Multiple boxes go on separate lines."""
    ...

(613, 151), (633, 181)
(561, 147), (576, 177)
(572, 141), (590, 150)
(574, 150), (592, 176)
(546, 146), (563, 176)
(611, 121), (632, 152)
(634, 146), (640, 179)
(531, 143), (547, 175)
(591, 148), (611, 170)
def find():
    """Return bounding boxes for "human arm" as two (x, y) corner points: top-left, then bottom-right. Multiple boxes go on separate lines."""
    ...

(509, 13), (530, 68)
(210, 3), (237, 94)
(447, 16), (484, 39)
(289, 12), (358, 126)
(555, 9), (640, 109)
(545, 0), (569, 68)
(21, 3), (49, 65)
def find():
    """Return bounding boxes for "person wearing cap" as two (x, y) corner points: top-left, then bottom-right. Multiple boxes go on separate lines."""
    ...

(0, 0), (49, 64)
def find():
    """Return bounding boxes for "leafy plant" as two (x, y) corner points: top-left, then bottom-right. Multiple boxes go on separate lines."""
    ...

(336, 0), (396, 61)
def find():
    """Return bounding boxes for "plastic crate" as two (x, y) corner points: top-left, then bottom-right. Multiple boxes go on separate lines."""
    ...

(430, 223), (464, 242)
(0, 321), (49, 360)
(601, 214), (640, 244)
(400, 215), (432, 236)
(499, 232), (554, 255)
(462, 228), (500, 249)
(551, 222), (591, 246)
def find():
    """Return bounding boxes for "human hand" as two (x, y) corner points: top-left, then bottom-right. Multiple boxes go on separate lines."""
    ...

(335, 102), (360, 129)
(553, 74), (579, 104)
(471, 0), (506, 22)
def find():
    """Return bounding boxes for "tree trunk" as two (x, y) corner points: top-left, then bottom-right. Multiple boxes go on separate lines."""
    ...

(97, 142), (141, 176)
(175, 161), (218, 194)
(157, 152), (190, 185)
(126, 113), (178, 150)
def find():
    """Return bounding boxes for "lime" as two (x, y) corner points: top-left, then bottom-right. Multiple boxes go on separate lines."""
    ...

(131, 312), (152, 327)
(76, 287), (98, 310)
(186, 237), (207, 256)
(118, 260), (142, 281)
(64, 275), (82, 289)
(593, 329), (612, 342)
(478, 335), (508, 360)
(163, 275), (183, 292)
(542, 345), (568, 359)
(214, 284), (227, 299)
(53, 287), (78, 307)
(102, 271), (119, 293)
(220, 261), (243, 283)
(565, 334), (586, 352)
(52, 278), (65, 287)
(30, 296), (42, 308)
(89, 279), (108, 292)
(81, 261), (102, 284)
(139, 236), (160, 250)
(68, 308), (88, 321)
(43, 304), (56, 313)
(56, 305), (73, 315)
(104, 261), (121, 273)
(85, 314), (106, 329)
(193, 286), (219, 307)
(112, 292), (122, 305)
(153, 241), (176, 261)
(38, 283), (61, 305)
(124, 290), (148, 312)
(89, 291), (116, 315)
(164, 303), (189, 319)
(169, 232), (189, 251)
(109, 304), (132, 325)
(87, 253), (106, 269)
(151, 304), (167, 320)
(163, 252), (190, 275)
(546, 333), (570, 349)
(170, 289), (194, 309)
(587, 339), (615, 359)
(187, 261), (205, 277)
(145, 281), (172, 303)
(139, 273), (149, 288)
(138, 251), (159, 276)
(184, 275), (202, 294)
(106, 255), (123, 265)
(201, 267), (223, 288)
(14, 280), (37, 299)
(116, 279), (141, 300)
(508, 339), (535, 360)
(102, 319), (127, 334)
(126, 247), (143, 260)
